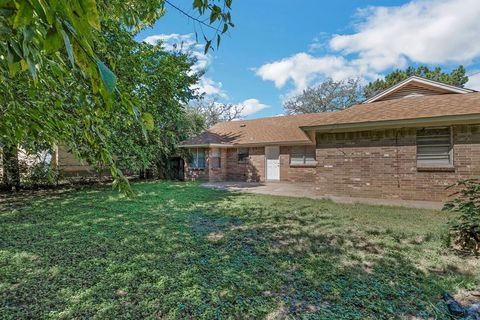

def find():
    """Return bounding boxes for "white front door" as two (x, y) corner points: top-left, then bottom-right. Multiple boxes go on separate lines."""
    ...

(265, 146), (280, 181)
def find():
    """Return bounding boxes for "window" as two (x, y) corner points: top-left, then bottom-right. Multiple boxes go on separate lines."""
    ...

(210, 149), (221, 169)
(191, 148), (206, 169)
(416, 127), (453, 167)
(290, 146), (316, 166)
(238, 148), (249, 163)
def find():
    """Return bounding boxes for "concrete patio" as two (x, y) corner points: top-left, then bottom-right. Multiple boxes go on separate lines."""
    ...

(202, 181), (444, 210)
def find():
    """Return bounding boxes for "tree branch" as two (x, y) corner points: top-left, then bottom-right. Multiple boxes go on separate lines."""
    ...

(164, 0), (220, 33)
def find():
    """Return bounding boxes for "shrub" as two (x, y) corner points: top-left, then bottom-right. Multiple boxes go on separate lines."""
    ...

(22, 162), (60, 188)
(443, 179), (480, 255)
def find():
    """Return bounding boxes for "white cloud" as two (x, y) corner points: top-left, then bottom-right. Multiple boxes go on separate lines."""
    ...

(142, 33), (210, 74)
(256, 0), (480, 92)
(143, 33), (196, 48)
(256, 53), (373, 93)
(330, 0), (480, 71)
(191, 78), (228, 99)
(237, 98), (269, 116)
(466, 72), (480, 91)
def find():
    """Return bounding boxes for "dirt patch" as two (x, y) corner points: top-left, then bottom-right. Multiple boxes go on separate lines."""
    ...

(207, 231), (224, 242)
(454, 289), (480, 306)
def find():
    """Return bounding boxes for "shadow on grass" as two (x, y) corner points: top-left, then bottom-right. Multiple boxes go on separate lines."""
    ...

(0, 181), (477, 319)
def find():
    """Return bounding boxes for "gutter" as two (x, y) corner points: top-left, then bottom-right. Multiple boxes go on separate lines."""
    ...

(301, 114), (480, 133)
(178, 143), (234, 148)
(178, 140), (315, 148)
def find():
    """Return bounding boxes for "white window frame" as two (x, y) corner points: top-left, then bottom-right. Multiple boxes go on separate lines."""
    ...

(290, 146), (317, 166)
(210, 149), (221, 169)
(416, 127), (453, 168)
(191, 148), (206, 170)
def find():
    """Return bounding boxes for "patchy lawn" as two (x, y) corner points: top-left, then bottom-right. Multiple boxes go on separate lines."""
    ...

(0, 181), (479, 319)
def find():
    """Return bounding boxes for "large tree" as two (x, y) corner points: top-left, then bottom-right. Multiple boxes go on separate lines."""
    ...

(192, 100), (244, 128)
(283, 78), (362, 114)
(1, 23), (204, 189)
(97, 24), (202, 178)
(364, 65), (469, 99)
(0, 0), (234, 193)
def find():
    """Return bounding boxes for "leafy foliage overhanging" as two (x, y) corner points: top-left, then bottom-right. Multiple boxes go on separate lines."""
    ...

(0, 0), (234, 194)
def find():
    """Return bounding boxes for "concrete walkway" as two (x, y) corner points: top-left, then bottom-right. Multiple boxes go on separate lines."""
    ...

(202, 181), (443, 210)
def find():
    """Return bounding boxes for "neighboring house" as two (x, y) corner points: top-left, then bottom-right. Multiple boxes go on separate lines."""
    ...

(3, 146), (96, 177)
(180, 76), (480, 202)
(53, 145), (98, 177)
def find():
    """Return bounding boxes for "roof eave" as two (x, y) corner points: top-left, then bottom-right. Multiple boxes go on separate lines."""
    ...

(178, 143), (234, 148)
(178, 140), (315, 148)
(232, 140), (315, 147)
(301, 113), (480, 133)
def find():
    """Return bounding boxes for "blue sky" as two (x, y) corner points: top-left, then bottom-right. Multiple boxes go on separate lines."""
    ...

(136, 0), (480, 119)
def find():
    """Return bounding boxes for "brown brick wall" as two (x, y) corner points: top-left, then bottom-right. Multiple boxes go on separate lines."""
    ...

(315, 124), (480, 201)
(185, 146), (317, 183)
(280, 146), (317, 183)
(184, 147), (265, 182)
(184, 125), (480, 202)
(208, 148), (228, 182)
(226, 147), (264, 182)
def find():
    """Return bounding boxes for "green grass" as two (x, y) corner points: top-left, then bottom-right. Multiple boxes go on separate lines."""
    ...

(1, 181), (478, 319)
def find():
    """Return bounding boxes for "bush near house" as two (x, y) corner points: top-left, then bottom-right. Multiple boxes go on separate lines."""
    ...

(444, 179), (480, 255)
(1, 182), (479, 319)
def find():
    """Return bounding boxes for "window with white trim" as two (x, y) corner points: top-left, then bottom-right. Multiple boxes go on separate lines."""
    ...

(416, 127), (453, 167)
(191, 148), (206, 169)
(290, 146), (316, 166)
(210, 149), (221, 169)
(237, 148), (249, 163)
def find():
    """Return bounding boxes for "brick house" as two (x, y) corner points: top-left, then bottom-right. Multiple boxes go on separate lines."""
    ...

(180, 76), (480, 202)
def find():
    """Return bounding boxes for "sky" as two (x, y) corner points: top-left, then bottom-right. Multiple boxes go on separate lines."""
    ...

(136, 0), (480, 119)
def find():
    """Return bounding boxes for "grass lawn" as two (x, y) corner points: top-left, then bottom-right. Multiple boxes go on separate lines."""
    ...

(1, 181), (479, 319)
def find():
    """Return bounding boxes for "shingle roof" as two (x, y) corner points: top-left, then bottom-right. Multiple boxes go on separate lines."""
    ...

(302, 92), (480, 128)
(180, 113), (324, 146)
(181, 93), (480, 146)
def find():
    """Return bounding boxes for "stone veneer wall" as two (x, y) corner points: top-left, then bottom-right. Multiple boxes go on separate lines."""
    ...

(314, 124), (480, 201)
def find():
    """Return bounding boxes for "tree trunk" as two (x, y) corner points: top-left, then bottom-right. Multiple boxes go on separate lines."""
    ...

(2, 144), (20, 191)
(139, 169), (146, 179)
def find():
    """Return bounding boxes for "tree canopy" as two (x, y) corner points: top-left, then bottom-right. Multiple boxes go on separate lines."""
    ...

(364, 65), (469, 99)
(0, 0), (234, 193)
(283, 78), (362, 114)
(192, 100), (244, 128)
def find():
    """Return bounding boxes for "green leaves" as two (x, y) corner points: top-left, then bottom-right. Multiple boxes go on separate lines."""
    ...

(209, 4), (221, 23)
(80, 0), (101, 30)
(44, 28), (63, 54)
(96, 60), (117, 93)
(13, 1), (33, 27)
(141, 112), (155, 131)
(444, 179), (480, 255)
(204, 39), (211, 54)
(61, 29), (75, 68)
(1, 0), (235, 195)
(189, 0), (234, 53)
